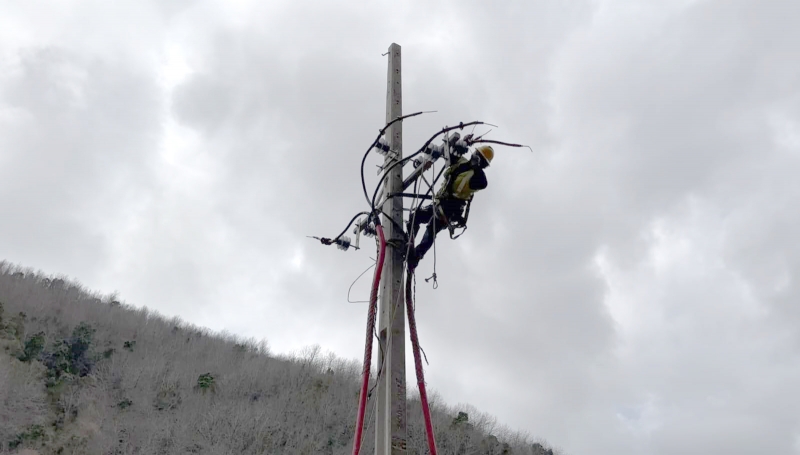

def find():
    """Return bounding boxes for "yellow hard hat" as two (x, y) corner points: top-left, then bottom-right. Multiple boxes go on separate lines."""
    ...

(475, 145), (494, 165)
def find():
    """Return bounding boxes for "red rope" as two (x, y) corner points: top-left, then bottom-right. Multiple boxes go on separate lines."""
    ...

(406, 269), (438, 454)
(351, 227), (437, 454)
(352, 224), (386, 455)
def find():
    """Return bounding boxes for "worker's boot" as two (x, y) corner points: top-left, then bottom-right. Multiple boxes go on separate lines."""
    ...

(406, 247), (420, 270)
(406, 218), (421, 244)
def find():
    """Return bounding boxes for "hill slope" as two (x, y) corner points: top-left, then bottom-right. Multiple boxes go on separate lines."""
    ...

(0, 261), (559, 455)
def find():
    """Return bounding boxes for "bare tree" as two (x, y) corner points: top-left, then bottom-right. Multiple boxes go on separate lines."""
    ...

(0, 260), (560, 455)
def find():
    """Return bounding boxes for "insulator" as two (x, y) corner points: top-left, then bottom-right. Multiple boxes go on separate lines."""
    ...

(374, 137), (391, 156)
(353, 218), (376, 238)
(336, 236), (352, 251)
(446, 132), (461, 146)
(453, 139), (469, 156)
(424, 143), (443, 160)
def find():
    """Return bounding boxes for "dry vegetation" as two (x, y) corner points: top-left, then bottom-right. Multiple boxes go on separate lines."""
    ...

(0, 260), (560, 455)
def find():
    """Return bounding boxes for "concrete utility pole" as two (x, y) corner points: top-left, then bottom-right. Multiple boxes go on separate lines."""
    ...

(375, 42), (407, 454)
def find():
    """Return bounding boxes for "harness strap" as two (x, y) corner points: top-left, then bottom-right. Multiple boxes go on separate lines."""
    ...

(460, 196), (473, 227)
(438, 161), (473, 200)
(450, 225), (467, 240)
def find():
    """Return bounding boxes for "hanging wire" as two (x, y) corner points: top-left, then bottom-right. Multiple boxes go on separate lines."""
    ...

(359, 370), (380, 451)
(347, 260), (377, 303)
(426, 150), (439, 289)
(411, 272), (430, 366)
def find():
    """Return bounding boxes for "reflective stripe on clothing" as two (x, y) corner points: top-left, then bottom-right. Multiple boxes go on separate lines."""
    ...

(435, 157), (486, 201)
(452, 170), (476, 199)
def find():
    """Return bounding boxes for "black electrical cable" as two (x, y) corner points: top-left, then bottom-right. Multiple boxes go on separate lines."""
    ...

(384, 165), (447, 202)
(468, 138), (532, 151)
(332, 211), (371, 242)
(377, 209), (406, 235)
(360, 111), (431, 208)
(320, 120), (526, 251)
(422, 163), (447, 200)
(381, 134), (529, 207)
(330, 208), (402, 248)
(370, 121), (489, 212)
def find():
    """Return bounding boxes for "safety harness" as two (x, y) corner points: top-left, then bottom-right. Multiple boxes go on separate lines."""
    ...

(432, 158), (479, 239)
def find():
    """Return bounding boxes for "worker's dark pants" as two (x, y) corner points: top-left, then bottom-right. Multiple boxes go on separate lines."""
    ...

(407, 200), (464, 261)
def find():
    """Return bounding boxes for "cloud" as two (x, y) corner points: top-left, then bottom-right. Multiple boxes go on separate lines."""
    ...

(2, 0), (800, 454)
(0, 45), (162, 278)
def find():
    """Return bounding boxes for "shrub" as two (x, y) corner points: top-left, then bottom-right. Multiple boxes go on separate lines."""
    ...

(452, 411), (470, 426)
(69, 322), (95, 364)
(41, 322), (97, 386)
(8, 424), (45, 450)
(4, 311), (28, 340)
(18, 332), (45, 362)
(117, 399), (133, 410)
(531, 442), (554, 455)
(195, 372), (216, 394)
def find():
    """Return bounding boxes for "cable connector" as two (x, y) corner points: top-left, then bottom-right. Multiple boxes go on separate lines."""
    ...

(308, 235), (358, 251)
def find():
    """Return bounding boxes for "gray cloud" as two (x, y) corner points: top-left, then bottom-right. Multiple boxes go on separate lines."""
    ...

(0, 46), (162, 278)
(2, 0), (800, 454)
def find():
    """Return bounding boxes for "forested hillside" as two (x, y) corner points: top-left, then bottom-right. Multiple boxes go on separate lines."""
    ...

(0, 261), (559, 455)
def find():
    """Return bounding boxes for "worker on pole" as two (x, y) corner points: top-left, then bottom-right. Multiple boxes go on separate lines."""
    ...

(405, 145), (494, 269)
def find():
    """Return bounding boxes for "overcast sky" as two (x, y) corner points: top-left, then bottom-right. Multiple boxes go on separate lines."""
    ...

(2, 0), (800, 454)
